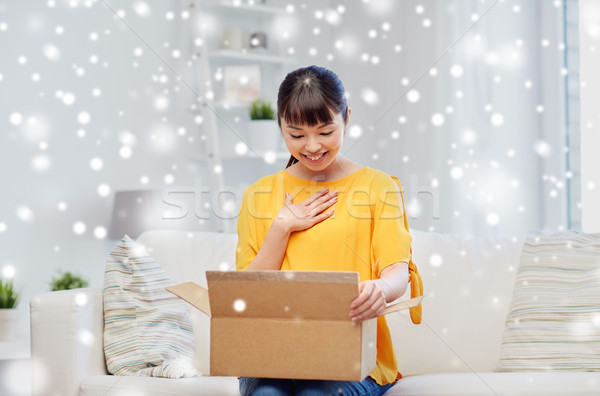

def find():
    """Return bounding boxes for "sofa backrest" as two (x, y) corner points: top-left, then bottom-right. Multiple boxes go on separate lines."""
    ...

(137, 229), (524, 377)
(389, 230), (523, 376)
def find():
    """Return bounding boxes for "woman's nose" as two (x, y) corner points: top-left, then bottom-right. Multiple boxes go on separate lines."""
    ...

(305, 137), (321, 153)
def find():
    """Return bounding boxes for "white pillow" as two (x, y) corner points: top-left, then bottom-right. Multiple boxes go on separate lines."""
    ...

(103, 235), (197, 378)
(498, 231), (600, 371)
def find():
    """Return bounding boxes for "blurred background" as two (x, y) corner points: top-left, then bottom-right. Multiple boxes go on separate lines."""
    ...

(0, 1), (599, 392)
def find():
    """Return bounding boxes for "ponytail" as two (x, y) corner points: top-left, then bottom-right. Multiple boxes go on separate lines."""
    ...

(285, 155), (298, 168)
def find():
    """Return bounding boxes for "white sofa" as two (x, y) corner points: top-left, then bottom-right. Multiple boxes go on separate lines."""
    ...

(30, 230), (600, 395)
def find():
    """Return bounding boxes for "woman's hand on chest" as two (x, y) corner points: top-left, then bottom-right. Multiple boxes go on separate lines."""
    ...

(274, 187), (338, 234)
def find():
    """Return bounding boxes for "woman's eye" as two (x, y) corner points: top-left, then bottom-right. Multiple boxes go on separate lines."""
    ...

(321, 131), (334, 136)
(290, 135), (302, 139)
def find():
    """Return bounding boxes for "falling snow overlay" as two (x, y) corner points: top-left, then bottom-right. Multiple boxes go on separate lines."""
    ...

(0, 1), (591, 392)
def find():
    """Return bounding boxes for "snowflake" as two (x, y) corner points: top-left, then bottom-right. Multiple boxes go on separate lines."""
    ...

(73, 222), (86, 235)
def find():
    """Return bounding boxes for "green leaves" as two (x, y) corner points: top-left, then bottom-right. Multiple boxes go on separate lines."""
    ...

(0, 279), (19, 309)
(50, 271), (89, 291)
(250, 100), (276, 120)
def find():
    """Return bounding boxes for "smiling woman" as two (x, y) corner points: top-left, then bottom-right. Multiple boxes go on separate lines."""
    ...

(281, 113), (348, 181)
(276, 67), (349, 170)
(235, 65), (421, 395)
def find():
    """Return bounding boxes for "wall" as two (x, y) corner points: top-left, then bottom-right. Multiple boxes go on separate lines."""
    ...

(579, 0), (600, 232)
(0, 0), (215, 333)
(0, 0), (334, 335)
(0, 0), (569, 337)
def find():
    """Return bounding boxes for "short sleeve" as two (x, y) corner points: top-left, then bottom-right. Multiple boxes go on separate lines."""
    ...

(236, 187), (259, 271)
(371, 175), (412, 277)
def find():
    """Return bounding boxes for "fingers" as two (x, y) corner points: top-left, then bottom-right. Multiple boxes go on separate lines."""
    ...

(311, 208), (335, 225)
(281, 188), (337, 232)
(307, 189), (337, 210)
(305, 197), (335, 227)
(304, 187), (333, 206)
(349, 282), (386, 322)
(284, 192), (292, 206)
(311, 193), (337, 216)
(351, 297), (385, 322)
(298, 189), (338, 218)
(350, 282), (372, 310)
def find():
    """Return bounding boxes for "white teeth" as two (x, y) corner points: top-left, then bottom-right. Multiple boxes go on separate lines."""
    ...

(306, 153), (324, 161)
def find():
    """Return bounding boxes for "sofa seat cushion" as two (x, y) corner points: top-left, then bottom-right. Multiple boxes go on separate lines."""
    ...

(383, 372), (600, 396)
(79, 375), (239, 396)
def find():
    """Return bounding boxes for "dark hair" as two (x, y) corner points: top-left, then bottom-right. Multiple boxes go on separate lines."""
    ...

(277, 66), (348, 168)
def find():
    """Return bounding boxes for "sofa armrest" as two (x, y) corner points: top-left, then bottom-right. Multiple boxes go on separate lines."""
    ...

(30, 288), (107, 396)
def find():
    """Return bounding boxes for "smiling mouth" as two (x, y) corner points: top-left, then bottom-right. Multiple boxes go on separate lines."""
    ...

(303, 152), (326, 161)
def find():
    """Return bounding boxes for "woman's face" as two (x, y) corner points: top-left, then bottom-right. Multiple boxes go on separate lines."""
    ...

(281, 110), (348, 174)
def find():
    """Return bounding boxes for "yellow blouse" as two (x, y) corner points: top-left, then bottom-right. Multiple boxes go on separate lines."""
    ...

(236, 166), (412, 386)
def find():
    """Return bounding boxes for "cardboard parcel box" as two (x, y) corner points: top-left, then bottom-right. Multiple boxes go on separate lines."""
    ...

(167, 270), (422, 381)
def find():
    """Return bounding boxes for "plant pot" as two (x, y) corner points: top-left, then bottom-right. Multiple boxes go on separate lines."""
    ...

(246, 120), (282, 154)
(0, 308), (18, 341)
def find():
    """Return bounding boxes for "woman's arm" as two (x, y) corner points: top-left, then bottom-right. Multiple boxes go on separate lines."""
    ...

(245, 219), (291, 270)
(376, 261), (409, 303)
(349, 261), (409, 322)
(245, 188), (338, 270)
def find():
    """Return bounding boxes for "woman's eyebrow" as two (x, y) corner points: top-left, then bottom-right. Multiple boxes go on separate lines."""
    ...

(285, 121), (335, 130)
(318, 122), (335, 128)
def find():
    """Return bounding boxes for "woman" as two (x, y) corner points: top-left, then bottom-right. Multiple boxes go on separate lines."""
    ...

(236, 65), (413, 395)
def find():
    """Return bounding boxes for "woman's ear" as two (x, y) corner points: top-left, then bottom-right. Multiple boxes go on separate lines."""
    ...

(345, 107), (352, 127)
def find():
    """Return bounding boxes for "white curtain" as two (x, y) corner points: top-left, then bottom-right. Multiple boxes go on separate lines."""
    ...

(348, 0), (569, 238)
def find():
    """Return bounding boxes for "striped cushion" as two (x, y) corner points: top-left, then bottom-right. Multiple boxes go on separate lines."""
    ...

(103, 235), (196, 378)
(498, 231), (600, 371)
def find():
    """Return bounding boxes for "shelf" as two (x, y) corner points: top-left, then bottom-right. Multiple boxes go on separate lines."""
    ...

(0, 336), (30, 360)
(214, 101), (251, 110)
(191, 0), (296, 232)
(202, 1), (289, 16)
(188, 101), (250, 114)
(208, 50), (296, 64)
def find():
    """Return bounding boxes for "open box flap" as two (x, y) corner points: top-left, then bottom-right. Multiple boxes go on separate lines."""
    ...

(205, 270), (359, 320)
(167, 272), (425, 320)
(379, 295), (424, 316)
(166, 281), (211, 317)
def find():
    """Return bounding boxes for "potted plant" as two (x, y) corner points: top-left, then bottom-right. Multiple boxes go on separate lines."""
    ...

(250, 100), (276, 121)
(0, 279), (20, 341)
(247, 100), (282, 154)
(50, 271), (89, 291)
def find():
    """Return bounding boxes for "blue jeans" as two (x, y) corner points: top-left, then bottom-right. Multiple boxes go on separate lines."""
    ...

(239, 376), (394, 396)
